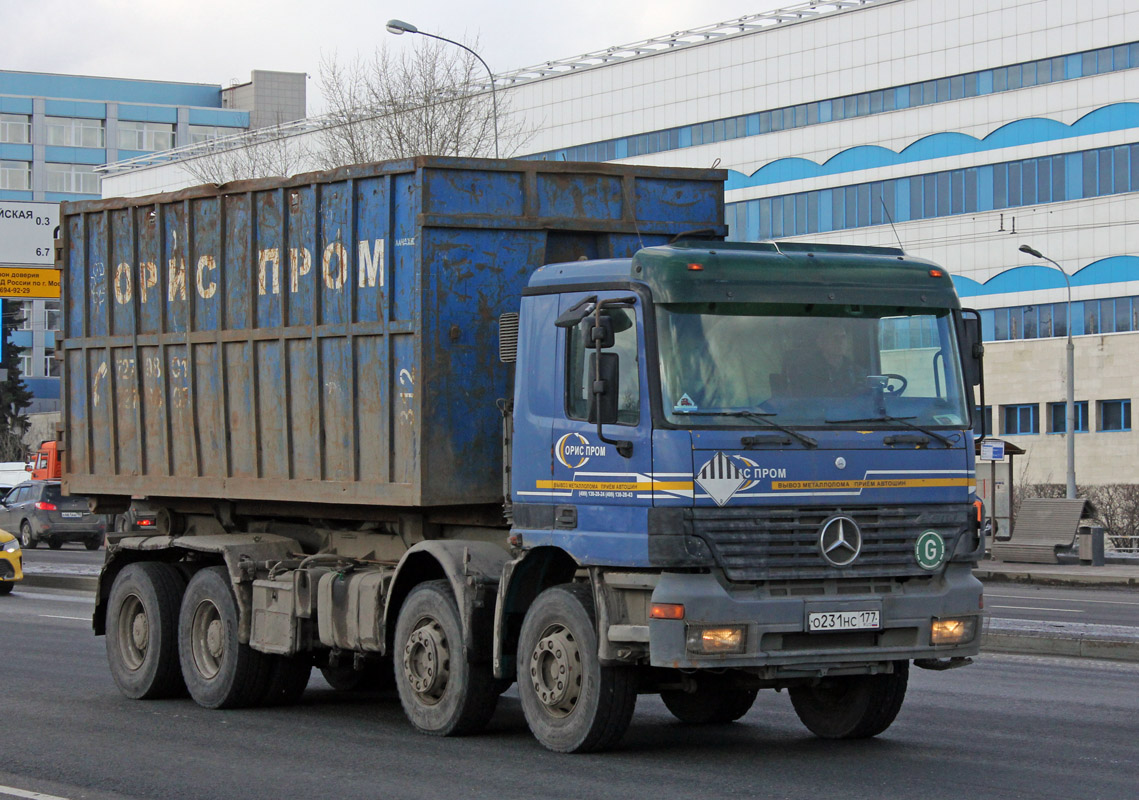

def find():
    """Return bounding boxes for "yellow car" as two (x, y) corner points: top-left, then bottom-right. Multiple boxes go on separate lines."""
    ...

(1, 528), (22, 595)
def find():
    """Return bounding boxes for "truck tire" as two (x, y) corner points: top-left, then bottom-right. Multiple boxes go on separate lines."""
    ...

(660, 674), (759, 724)
(19, 522), (36, 549)
(260, 654), (313, 706)
(789, 660), (909, 739)
(178, 566), (270, 709)
(105, 562), (187, 699)
(393, 579), (498, 736)
(517, 583), (638, 753)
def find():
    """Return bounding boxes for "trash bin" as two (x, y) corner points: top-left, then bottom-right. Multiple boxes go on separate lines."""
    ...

(1080, 526), (1106, 566)
(1091, 526), (1105, 567)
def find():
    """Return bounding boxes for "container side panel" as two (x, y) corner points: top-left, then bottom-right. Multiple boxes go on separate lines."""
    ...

(109, 209), (136, 338)
(222, 194), (252, 331)
(288, 338), (318, 480)
(420, 228), (542, 504)
(636, 178), (723, 229)
(164, 204), (189, 334)
(193, 343), (224, 478)
(254, 191), (284, 329)
(224, 341), (255, 479)
(391, 332), (417, 487)
(165, 344), (195, 476)
(191, 198), (221, 333)
(255, 340), (287, 480)
(354, 175), (389, 324)
(391, 172), (418, 324)
(86, 213), (109, 338)
(319, 337), (353, 482)
(140, 344), (165, 475)
(424, 168), (524, 218)
(536, 174), (623, 221)
(88, 349), (113, 475)
(67, 349), (88, 477)
(112, 348), (140, 476)
(355, 334), (390, 484)
(136, 207), (162, 334)
(287, 186), (317, 328)
(66, 216), (85, 337)
(319, 180), (351, 326)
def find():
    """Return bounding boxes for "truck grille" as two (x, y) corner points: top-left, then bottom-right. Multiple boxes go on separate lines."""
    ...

(688, 504), (967, 582)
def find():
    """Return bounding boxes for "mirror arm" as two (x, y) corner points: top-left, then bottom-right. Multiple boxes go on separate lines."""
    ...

(591, 304), (633, 458)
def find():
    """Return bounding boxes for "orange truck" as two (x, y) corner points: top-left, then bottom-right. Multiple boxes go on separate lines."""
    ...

(27, 441), (61, 481)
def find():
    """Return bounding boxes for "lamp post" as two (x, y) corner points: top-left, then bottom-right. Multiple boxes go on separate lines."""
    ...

(385, 19), (500, 159)
(1019, 244), (1076, 499)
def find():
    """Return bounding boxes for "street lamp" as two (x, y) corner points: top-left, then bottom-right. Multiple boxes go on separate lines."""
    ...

(385, 19), (500, 159)
(1019, 243), (1076, 499)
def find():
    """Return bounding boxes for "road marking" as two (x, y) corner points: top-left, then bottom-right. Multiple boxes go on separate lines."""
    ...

(0, 785), (72, 800)
(987, 593), (1139, 606)
(39, 615), (88, 621)
(990, 605), (1084, 613)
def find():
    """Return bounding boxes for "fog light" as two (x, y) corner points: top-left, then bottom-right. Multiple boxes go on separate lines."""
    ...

(931, 617), (977, 645)
(686, 625), (747, 655)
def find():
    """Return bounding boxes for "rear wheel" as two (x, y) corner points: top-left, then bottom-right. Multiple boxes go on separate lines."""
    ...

(20, 523), (36, 549)
(0, 582), (13, 596)
(517, 583), (638, 753)
(260, 654), (313, 706)
(320, 656), (393, 692)
(85, 538), (101, 551)
(105, 562), (187, 699)
(393, 580), (498, 736)
(47, 539), (63, 550)
(661, 673), (759, 724)
(789, 661), (909, 739)
(178, 566), (270, 709)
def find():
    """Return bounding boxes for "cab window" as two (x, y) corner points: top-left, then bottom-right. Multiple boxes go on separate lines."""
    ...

(565, 307), (640, 425)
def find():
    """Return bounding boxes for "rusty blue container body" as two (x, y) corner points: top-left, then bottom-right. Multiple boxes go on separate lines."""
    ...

(59, 156), (725, 510)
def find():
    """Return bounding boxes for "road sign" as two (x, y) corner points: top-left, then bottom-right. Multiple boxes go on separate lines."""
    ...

(980, 439), (1005, 461)
(0, 200), (58, 266)
(0, 267), (61, 299)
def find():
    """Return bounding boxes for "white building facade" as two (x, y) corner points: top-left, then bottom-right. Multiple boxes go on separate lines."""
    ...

(101, 0), (1139, 485)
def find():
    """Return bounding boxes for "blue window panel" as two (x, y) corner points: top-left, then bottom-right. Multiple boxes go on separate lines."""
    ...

(819, 189), (833, 231)
(745, 200), (759, 241)
(805, 193), (818, 234)
(895, 180), (910, 221)
(1008, 162), (1022, 206)
(1049, 401), (1089, 433)
(0, 97), (33, 113)
(1067, 53), (1082, 78)
(44, 146), (107, 164)
(1021, 159), (1037, 205)
(964, 168), (978, 211)
(993, 164), (1007, 208)
(980, 309), (995, 341)
(993, 308), (1009, 340)
(0, 143), (33, 160)
(43, 99), (106, 119)
(745, 114), (759, 136)
(975, 166), (993, 211)
(783, 194), (796, 234)
(0, 190), (34, 201)
(895, 85), (910, 108)
(1114, 145), (1130, 191)
(1066, 153), (1083, 199)
(1099, 400), (1131, 432)
(1053, 302), (1068, 337)
(1002, 404), (1039, 435)
(118, 104), (178, 123)
(615, 139), (628, 159)
(678, 127), (692, 148)
(978, 70), (994, 94)
(1038, 58), (1052, 83)
(1070, 301), (1085, 335)
(1116, 297), (1133, 332)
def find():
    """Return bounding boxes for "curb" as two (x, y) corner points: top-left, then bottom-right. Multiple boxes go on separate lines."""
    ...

(975, 569), (1139, 588)
(18, 573), (98, 592)
(982, 620), (1139, 662)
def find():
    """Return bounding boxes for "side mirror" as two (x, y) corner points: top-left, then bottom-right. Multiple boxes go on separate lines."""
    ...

(961, 313), (983, 387)
(589, 352), (620, 425)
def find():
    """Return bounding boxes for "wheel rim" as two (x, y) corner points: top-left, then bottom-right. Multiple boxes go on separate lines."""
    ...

(189, 598), (225, 680)
(20, 527), (31, 547)
(529, 624), (582, 718)
(402, 615), (451, 704)
(116, 593), (148, 671)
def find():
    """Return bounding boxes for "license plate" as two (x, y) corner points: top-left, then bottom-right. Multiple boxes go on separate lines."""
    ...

(807, 610), (880, 632)
(61, 511), (82, 518)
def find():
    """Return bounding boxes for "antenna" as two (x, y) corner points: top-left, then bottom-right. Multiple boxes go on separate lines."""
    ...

(879, 194), (905, 254)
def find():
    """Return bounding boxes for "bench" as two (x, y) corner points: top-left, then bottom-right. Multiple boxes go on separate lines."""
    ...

(990, 498), (1092, 564)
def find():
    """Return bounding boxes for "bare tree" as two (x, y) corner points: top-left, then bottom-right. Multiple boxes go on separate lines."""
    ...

(316, 37), (531, 168)
(181, 119), (315, 187)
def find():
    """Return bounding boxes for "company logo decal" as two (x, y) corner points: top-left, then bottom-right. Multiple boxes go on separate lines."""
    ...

(696, 452), (761, 506)
(818, 516), (863, 567)
(915, 530), (947, 570)
(555, 433), (608, 469)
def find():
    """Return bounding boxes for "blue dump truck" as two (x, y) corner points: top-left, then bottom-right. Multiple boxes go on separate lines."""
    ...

(61, 156), (986, 753)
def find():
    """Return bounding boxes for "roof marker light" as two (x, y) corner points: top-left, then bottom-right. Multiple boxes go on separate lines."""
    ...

(687, 263), (704, 271)
(929, 269), (944, 278)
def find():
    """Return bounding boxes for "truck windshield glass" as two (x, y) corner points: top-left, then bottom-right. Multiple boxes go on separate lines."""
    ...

(656, 302), (969, 428)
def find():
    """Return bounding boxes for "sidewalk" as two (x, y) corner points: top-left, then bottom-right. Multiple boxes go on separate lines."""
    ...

(973, 559), (1139, 588)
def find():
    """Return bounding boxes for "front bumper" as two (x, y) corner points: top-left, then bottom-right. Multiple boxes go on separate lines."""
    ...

(648, 563), (982, 673)
(1, 550), (23, 584)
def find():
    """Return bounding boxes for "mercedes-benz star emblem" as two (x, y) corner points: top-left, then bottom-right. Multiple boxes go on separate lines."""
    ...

(818, 516), (862, 567)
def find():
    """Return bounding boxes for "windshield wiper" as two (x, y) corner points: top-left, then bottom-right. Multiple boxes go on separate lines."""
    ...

(824, 414), (954, 447)
(678, 410), (818, 448)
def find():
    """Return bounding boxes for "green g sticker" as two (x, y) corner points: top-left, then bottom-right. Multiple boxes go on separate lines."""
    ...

(915, 531), (946, 570)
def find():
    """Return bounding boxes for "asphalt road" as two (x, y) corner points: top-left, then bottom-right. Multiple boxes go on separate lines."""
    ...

(984, 582), (1139, 627)
(1, 586), (1137, 800)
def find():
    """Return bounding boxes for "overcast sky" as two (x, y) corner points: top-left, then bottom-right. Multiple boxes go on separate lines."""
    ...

(3, 0), (788, 112)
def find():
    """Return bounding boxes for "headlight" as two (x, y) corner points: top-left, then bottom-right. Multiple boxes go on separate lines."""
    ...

(2, 538), (20, 553)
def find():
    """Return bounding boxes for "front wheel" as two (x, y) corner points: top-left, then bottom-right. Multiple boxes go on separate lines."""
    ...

(788, 661), (909, 739)
(393, 580), (498, 736)
(178, 566), (270, 709)
(47, 539), (63, 550)
(661, 673), (759, 724)
(517, 583), (638, 753)
(0, 582), (12, 595)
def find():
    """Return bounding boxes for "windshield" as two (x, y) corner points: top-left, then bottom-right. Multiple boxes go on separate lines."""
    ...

(657, 302), (970, 428)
